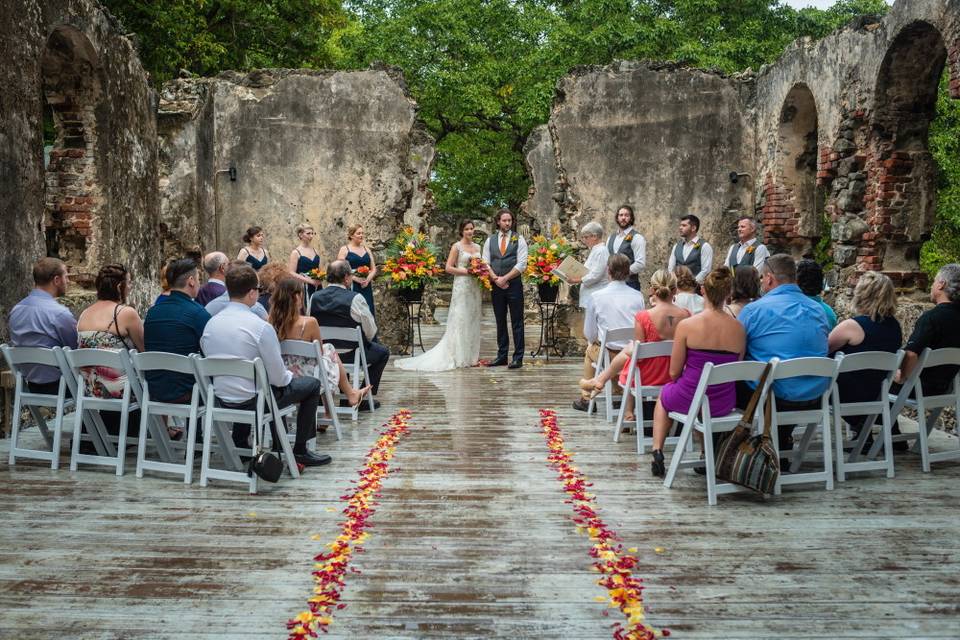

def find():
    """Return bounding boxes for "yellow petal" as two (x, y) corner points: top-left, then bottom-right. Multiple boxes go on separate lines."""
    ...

(654, 546), (666, 554)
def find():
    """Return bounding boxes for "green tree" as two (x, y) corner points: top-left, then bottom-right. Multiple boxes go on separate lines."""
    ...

(923, 71), (960, 277)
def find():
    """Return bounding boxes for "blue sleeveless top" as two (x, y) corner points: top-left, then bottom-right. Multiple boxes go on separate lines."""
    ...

(243, 248), (269, 271)
(295, 249), (320, 275)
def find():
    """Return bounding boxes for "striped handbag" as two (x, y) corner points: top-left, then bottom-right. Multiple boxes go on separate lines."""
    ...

(714, 364), (779, 495)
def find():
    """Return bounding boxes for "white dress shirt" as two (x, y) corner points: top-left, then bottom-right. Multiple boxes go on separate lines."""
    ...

(667, 236), (714, 283)
(199, 302), (292, 403)
(205, 291), (268, 320)
(611, 227), (647, 275)
(481, 232), (529, 277)
(325, 283), (378, 341)
(725, 238), (769, 271)
(583, 280), (646, 350)
(579, 243), (610, 309)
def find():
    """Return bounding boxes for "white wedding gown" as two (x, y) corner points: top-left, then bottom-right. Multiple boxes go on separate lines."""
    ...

(395, 249), (482, 372)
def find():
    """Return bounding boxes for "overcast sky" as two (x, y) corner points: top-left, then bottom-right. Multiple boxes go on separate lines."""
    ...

(781, 0), (893, 8)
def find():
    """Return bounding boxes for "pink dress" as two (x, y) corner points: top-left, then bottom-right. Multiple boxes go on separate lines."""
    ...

(618, 310), (672, 387)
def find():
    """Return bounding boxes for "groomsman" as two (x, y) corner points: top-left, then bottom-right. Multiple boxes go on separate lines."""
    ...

(606, 205), (646, 292)
(724, 216), (769, 271)
(667, 214), (713, 284)
(482, 208), (527, 369)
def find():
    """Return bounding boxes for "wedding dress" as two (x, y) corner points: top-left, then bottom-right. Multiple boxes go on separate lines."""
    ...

(395, 248), (482, 372)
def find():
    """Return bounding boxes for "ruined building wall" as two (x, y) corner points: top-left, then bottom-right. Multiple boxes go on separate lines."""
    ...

(0, 0), (160, 337)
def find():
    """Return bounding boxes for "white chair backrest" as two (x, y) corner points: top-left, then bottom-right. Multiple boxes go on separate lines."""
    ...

(769, 356), (839, 382)
(635, 340), (674, 360)
(319, 326), (362, 345)
(132, 350), (198, 375)
(836, 350), (903, 375)
(704, 359), (773, 387)
(279, 339), (322, 360)
(193, 356), (258, 383)
(64, 347), (128, 374)
(0, 344), (60, 369)
(920, 347), (960, 369)
(601, 327), (635, 346)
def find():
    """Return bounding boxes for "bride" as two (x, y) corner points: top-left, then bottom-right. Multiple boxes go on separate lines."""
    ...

(395, 220), (483, 371)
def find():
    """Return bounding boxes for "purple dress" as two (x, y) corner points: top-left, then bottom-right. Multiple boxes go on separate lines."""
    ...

(660, 348), (740, 417)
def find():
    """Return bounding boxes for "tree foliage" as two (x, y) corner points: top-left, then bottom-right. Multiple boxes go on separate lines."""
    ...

(924, 72), (960, 277)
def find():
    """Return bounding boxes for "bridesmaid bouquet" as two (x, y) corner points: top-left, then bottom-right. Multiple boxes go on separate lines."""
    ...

(525, 230), (576, 285)
(353, 265), (371, 277)
(382, 226), (444, 291)
(307, 268), (326, 281)
(467, 257), (492, 290)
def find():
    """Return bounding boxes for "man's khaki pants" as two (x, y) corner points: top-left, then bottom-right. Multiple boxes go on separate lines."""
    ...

(581, 342), (623, 401)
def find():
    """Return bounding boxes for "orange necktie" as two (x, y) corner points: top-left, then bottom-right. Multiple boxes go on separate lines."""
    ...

(499, 234), (507, 255)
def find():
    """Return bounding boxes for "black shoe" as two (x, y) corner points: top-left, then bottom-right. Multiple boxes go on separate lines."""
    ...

(572, 398), (590, 412)
(294, 450), (333, 467)
(780, 457), (791, 473)
(508, 359), (523, 369)
(892, 440), (909, 452)
(651, 449), (665, 477)
(357, 399), (381, 412)
(489, 357), (508, 367)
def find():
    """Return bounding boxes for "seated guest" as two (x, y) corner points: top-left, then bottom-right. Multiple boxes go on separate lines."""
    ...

(650, 268), (744, 476)
(829, 271), (902, 451)
(898, 263), (960, 395)
(76, 263), (144, 436)
(269, 277), (371, 410)
(580, 269), (689, 422)
(673, 266), (704, 315)
(310, 260), (388, 405)
(738, 254), (831, 461)
(8, 257), (78, 394)
(572, 254), (644, 411)
(725, 265), (761, 318)
(195, 252), (229, 306)
(255, 261), (291, 313)
(565, 221), (609, 310)
(205, 260), (268, 320)
(143, 258), (211, 403)
(201, 264), (330, 467)
(797, 259), (837, 329)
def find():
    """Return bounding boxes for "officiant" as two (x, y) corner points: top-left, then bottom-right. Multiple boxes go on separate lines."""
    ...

(566, 221), (610, 309)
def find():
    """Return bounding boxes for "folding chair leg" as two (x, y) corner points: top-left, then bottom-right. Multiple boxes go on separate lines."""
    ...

(27, 405), (54, 448)
(663, 419), (693, 488)
(834, 413), (847, 483)
(821, 411), (834, 491)
(183, 408), (199, 485)
(881, 406), (895, 479)
(917, 408), (934, 473)
(200, 411), (215, 487)
(136, 407), (150, 478)
(8, 387), (23, 466)
(703, 426), (717, 506)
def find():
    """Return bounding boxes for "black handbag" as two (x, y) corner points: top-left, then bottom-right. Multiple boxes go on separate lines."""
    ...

(247, 449), (283, 483)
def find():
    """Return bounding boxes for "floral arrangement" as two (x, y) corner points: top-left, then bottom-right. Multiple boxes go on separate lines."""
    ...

(306, 268), (326, 282)
(287, 409), (414, 639)
(381, 226), (444, 291)
(467, 256), (492, 291)
(353, 265), (371, 277)
(525, 228), (576, 286)
(538, 409), (668, 640)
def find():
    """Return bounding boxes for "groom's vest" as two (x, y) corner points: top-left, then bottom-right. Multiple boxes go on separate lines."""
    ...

(309, 285), (366, 347)
(489, 233), (520, 277)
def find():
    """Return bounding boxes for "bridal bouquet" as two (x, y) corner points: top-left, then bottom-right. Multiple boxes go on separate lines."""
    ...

(381, 226), (443, 291)
(525, 230), (576, 286)
(467, 257), (492, 290)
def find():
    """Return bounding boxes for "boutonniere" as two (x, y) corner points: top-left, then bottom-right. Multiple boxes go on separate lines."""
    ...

(510, 234), (518, 243)
(624, 234), (633, 242)
(693, 242), (701, 250)
(746, 245), (756, 254)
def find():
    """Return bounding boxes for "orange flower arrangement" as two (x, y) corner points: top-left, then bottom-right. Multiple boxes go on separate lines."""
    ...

(353, 265), (371, 276)
(468, 256), (492, 290)
(307, 268), (326, 281)
(525, 228), (576, 285)
(381, 226), (444, 291)
(538, 409), (668, 640)
(287, 409), (414, 639)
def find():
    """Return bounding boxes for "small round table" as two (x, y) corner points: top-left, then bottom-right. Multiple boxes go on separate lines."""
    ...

(530, 301), (565, 360)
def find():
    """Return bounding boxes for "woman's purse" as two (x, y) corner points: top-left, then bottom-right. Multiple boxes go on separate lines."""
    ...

(714, 363), (780, 495)
(247, 449), (284, 483)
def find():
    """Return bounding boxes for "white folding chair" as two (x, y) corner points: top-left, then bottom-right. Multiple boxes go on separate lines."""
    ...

(1, 344), (73, 469)
(832, 350), (903, 481)
(318, 325), (374, 419)
(193, 356), (299, 493)
(587, 327), (633, 422)
(769, 357), (840, 493)
(280, 339), (343, 440)
(663, 359), (774, 506)
(872, 347), (960, 472)
(64, 347), (139, 476)
(130, 351), (204, 483)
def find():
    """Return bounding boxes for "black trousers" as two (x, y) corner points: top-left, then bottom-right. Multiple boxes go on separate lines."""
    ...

(224, 376), (320, 452)
(342, 341), (390, 394)
(491, 278), (525, 361)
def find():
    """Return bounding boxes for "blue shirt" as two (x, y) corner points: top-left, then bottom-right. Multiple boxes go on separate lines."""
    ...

(739, 284), (830, 401)
(8, 289), (78, 383)
(811, 295), (837, 329)
(143, 290), (211, 401)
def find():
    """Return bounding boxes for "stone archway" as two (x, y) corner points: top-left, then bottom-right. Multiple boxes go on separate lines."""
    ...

(40, 25), (105, 286)
(761, 83), (822, 255)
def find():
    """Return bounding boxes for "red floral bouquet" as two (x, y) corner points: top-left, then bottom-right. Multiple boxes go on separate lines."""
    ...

(468, 257), (492, 290)
(353, 265), (371, 277)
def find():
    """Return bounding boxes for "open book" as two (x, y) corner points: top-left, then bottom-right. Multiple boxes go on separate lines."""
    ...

(552, 256), (588, 283)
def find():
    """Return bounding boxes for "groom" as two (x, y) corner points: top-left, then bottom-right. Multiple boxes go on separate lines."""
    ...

(482, 208), (528, 368)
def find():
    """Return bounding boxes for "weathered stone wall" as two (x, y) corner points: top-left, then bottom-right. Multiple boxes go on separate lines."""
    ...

(0, 0), (160, 338)
(158, 68), (435, 347)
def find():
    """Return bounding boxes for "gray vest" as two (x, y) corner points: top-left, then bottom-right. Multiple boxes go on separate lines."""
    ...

(728, 243), (760, 268)
(489, 234), (520, 276)
(607, 232), (640, 285)
(673, 241), (703, 275)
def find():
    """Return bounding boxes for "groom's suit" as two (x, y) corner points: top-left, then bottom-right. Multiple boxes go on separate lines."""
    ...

(483, 231), (527, 363)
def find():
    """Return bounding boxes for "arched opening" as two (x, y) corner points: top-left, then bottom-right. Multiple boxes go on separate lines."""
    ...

(866, 21), (947, 285)
(40, 25), (104, 282)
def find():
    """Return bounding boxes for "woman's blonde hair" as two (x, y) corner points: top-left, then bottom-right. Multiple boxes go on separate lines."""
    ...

(853, 271), (897, 321)
(702, 267), (734, 310)
(650, 269), (678, 302)
(295, 223), (314, 238)
(347, 224), (363, 241)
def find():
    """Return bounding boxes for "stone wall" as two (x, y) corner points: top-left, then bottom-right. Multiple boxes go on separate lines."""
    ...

(0, 0), (159, 337)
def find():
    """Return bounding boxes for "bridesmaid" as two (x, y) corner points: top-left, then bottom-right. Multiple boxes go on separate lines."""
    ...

(237, 225), (269, 271)
(336, 224), (377, 319)
(287, 223), (323, 300)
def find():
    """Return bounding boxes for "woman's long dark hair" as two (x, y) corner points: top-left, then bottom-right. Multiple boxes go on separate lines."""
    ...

(268, 277), (303, 341)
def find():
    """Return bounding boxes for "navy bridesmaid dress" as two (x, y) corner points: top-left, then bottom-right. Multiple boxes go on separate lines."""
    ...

(346, 248), (375, 319)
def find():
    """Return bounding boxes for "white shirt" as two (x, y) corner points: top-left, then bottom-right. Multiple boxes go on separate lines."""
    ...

(725, 238), (769, 271)
(611, 227), (647, 275)
(324, 283), (378, 341)
(200, 302), (292, 403)
(579, 243), (610, 309)
(481, 232), (529, 278)
(674, 291), (705, 315)
(583, 280), (646, 350)
(205, 291), (268, 320)
(667, 236), (713, 283)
